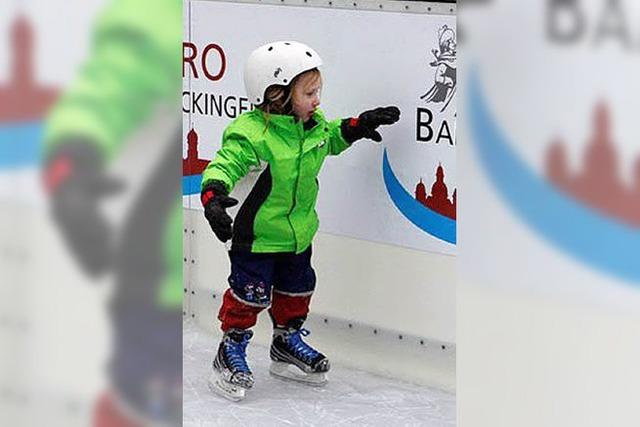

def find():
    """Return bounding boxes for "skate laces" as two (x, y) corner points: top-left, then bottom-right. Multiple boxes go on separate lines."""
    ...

(287, 328), (319, 362)
(224, 334), (251, 373)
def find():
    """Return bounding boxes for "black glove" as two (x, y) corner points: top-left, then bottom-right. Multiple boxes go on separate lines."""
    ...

(341, 106), (401, 143)
(43, 140), (123, 277)
(201, 181), (238, 243)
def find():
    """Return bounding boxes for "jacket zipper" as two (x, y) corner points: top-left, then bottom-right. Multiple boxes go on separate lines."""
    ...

(286, 132), (304, 251)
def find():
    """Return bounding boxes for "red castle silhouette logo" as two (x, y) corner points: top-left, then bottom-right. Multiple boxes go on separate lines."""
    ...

(183, 128), (209, 176)
(415, 164), (456, 220)
(0, 15), (59, 122)
(546, 102), (640, 227)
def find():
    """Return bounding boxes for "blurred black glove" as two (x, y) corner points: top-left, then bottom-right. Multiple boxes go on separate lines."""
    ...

(341, 106), (401, 143)
(201, 180), (238, 243)
(43, 140), (123, 277)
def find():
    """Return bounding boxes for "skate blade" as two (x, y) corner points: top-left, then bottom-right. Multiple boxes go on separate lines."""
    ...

(207, 372), (247, 402)
(269, 361), (328, 386)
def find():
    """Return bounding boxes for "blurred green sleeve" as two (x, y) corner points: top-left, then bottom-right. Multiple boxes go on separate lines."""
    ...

(45, 0), (182, 160)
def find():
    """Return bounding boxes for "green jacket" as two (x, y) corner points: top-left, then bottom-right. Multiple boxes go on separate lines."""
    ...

(202, 109), (351, 254)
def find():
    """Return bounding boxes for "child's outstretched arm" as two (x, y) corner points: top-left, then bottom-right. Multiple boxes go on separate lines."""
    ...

(340, 106), (401, 144)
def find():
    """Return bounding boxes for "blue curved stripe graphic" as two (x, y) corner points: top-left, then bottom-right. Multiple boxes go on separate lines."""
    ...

(382, 149), (456, 244)
(182, 174), (202, 196)
(0, 121), (42, 169)
(468, 70), (640, 283)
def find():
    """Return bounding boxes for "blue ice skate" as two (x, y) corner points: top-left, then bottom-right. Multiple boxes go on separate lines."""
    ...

(209, 329), (254, 401)
(269, 319), (330, 386)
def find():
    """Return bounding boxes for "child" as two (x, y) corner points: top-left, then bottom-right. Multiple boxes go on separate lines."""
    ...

(201, 41), (400, 401)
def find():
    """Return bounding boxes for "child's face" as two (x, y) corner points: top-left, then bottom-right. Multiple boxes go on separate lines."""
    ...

(292, 73), (322, 123)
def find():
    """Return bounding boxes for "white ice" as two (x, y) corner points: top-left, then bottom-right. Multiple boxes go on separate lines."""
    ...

(183, 321), (455, 426)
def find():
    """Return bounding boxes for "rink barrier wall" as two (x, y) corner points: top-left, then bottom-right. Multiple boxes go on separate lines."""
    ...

(184, 0), (456, 391)
(199, 0), (456, 15)
(184, 205), (456, 391)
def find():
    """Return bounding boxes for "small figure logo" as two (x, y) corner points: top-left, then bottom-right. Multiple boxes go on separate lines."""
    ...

(243, 282), (269, 306)
(273, 67), (282, 78)
(420, 25), (457, 113)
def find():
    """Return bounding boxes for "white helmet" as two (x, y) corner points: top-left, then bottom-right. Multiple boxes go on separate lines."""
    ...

(244, 41), (322, 105)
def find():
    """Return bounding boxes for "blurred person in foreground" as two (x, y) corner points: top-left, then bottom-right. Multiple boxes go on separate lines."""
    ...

(42, 0), (182, 425)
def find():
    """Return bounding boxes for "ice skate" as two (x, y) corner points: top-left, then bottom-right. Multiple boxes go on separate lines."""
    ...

(208, 329), (254, 401)
(269, 319), (330, 386)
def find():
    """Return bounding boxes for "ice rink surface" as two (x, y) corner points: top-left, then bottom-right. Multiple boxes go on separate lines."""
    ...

(184, 321), (455, 426)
